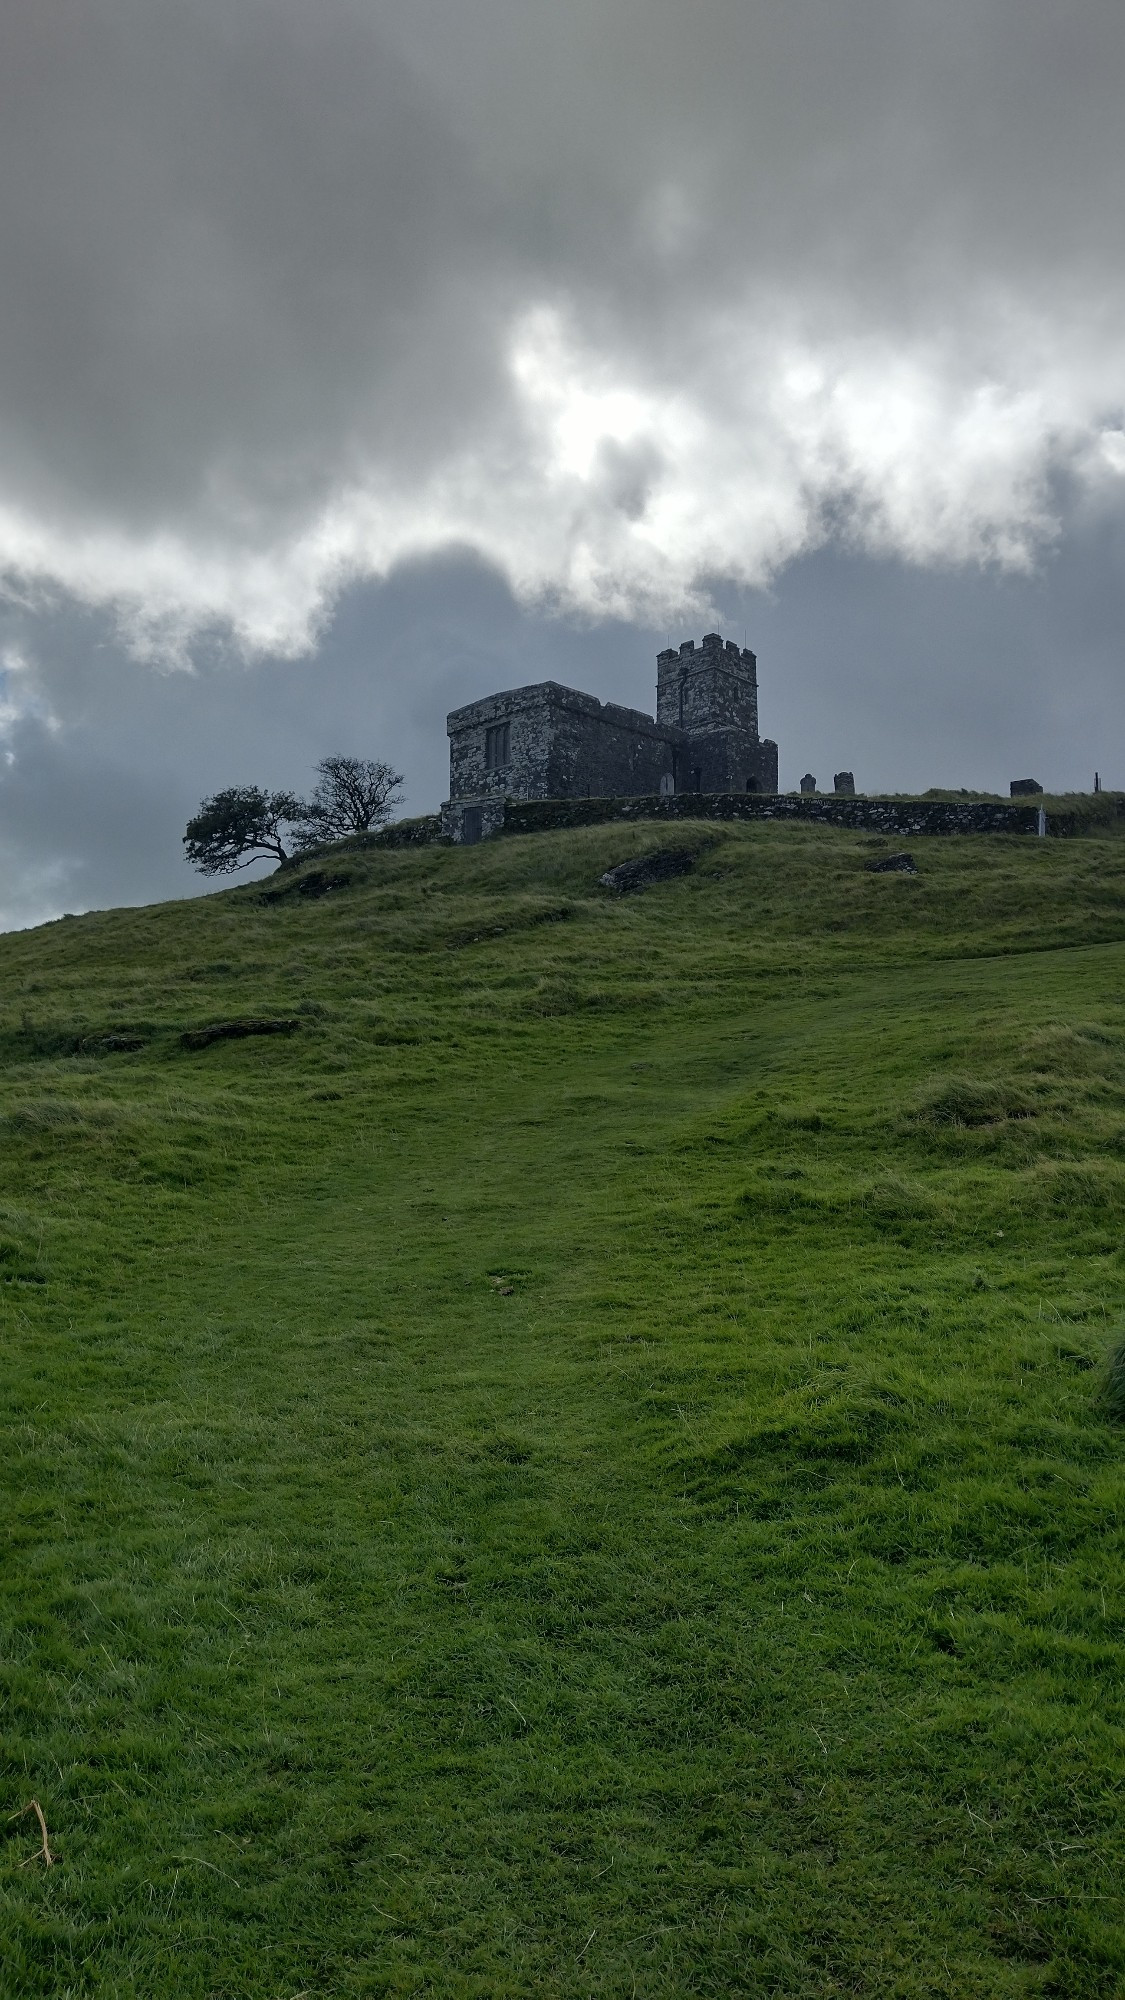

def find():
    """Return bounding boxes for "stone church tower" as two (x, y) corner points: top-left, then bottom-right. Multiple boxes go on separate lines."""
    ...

(656, 634), (771, 795)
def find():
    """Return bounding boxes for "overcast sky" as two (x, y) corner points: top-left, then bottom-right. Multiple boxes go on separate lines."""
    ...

(1, 0), (1124, 929)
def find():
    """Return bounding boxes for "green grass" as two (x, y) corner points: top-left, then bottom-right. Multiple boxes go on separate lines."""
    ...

(1, 819), (1124, 1996)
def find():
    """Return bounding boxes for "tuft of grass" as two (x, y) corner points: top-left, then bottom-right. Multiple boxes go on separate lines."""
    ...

(1103, 1327), (1125, 1421)
(914, 1075), (1039, 1126)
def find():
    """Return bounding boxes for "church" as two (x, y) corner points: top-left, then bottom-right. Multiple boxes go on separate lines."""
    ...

(441, 632), (778, 843)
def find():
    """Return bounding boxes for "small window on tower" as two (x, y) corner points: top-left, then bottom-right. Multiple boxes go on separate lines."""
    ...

(484, 722), (510, 770)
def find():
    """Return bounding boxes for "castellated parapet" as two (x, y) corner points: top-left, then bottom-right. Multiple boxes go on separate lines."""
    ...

(442, 633), (778, 843)
(657, 632), (758, 733)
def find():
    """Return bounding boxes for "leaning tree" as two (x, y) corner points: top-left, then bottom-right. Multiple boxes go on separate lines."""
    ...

(183, 786), (305, 874)
(293, 756), (404, 848)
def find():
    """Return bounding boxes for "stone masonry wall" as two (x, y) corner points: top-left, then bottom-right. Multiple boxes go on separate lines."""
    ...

(687, 730), (779, 796)
(446, 685), (555, 809)
(544, 689), (681, 800)
(501, 794), (1048, 838)
(304, 795), (1119, 856)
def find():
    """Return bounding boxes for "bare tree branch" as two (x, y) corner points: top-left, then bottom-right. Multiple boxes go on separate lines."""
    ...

(293, 758), (404, 848)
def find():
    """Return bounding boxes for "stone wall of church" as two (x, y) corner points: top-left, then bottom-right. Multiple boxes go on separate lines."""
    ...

(444, 681), (686, 841)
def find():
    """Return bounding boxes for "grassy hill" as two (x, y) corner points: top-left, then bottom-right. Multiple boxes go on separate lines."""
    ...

(2, 819), (1124, 1997)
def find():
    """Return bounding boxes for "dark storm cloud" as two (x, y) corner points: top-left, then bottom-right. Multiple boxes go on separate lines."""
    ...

(395, 0), (1125, 308)
(0, 0), (508, 527)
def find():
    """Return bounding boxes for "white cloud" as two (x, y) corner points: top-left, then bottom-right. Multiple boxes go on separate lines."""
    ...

(0, 298), (1105, 661)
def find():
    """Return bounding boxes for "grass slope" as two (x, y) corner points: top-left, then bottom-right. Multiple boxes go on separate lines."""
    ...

(2, 820), (1124, 1997)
